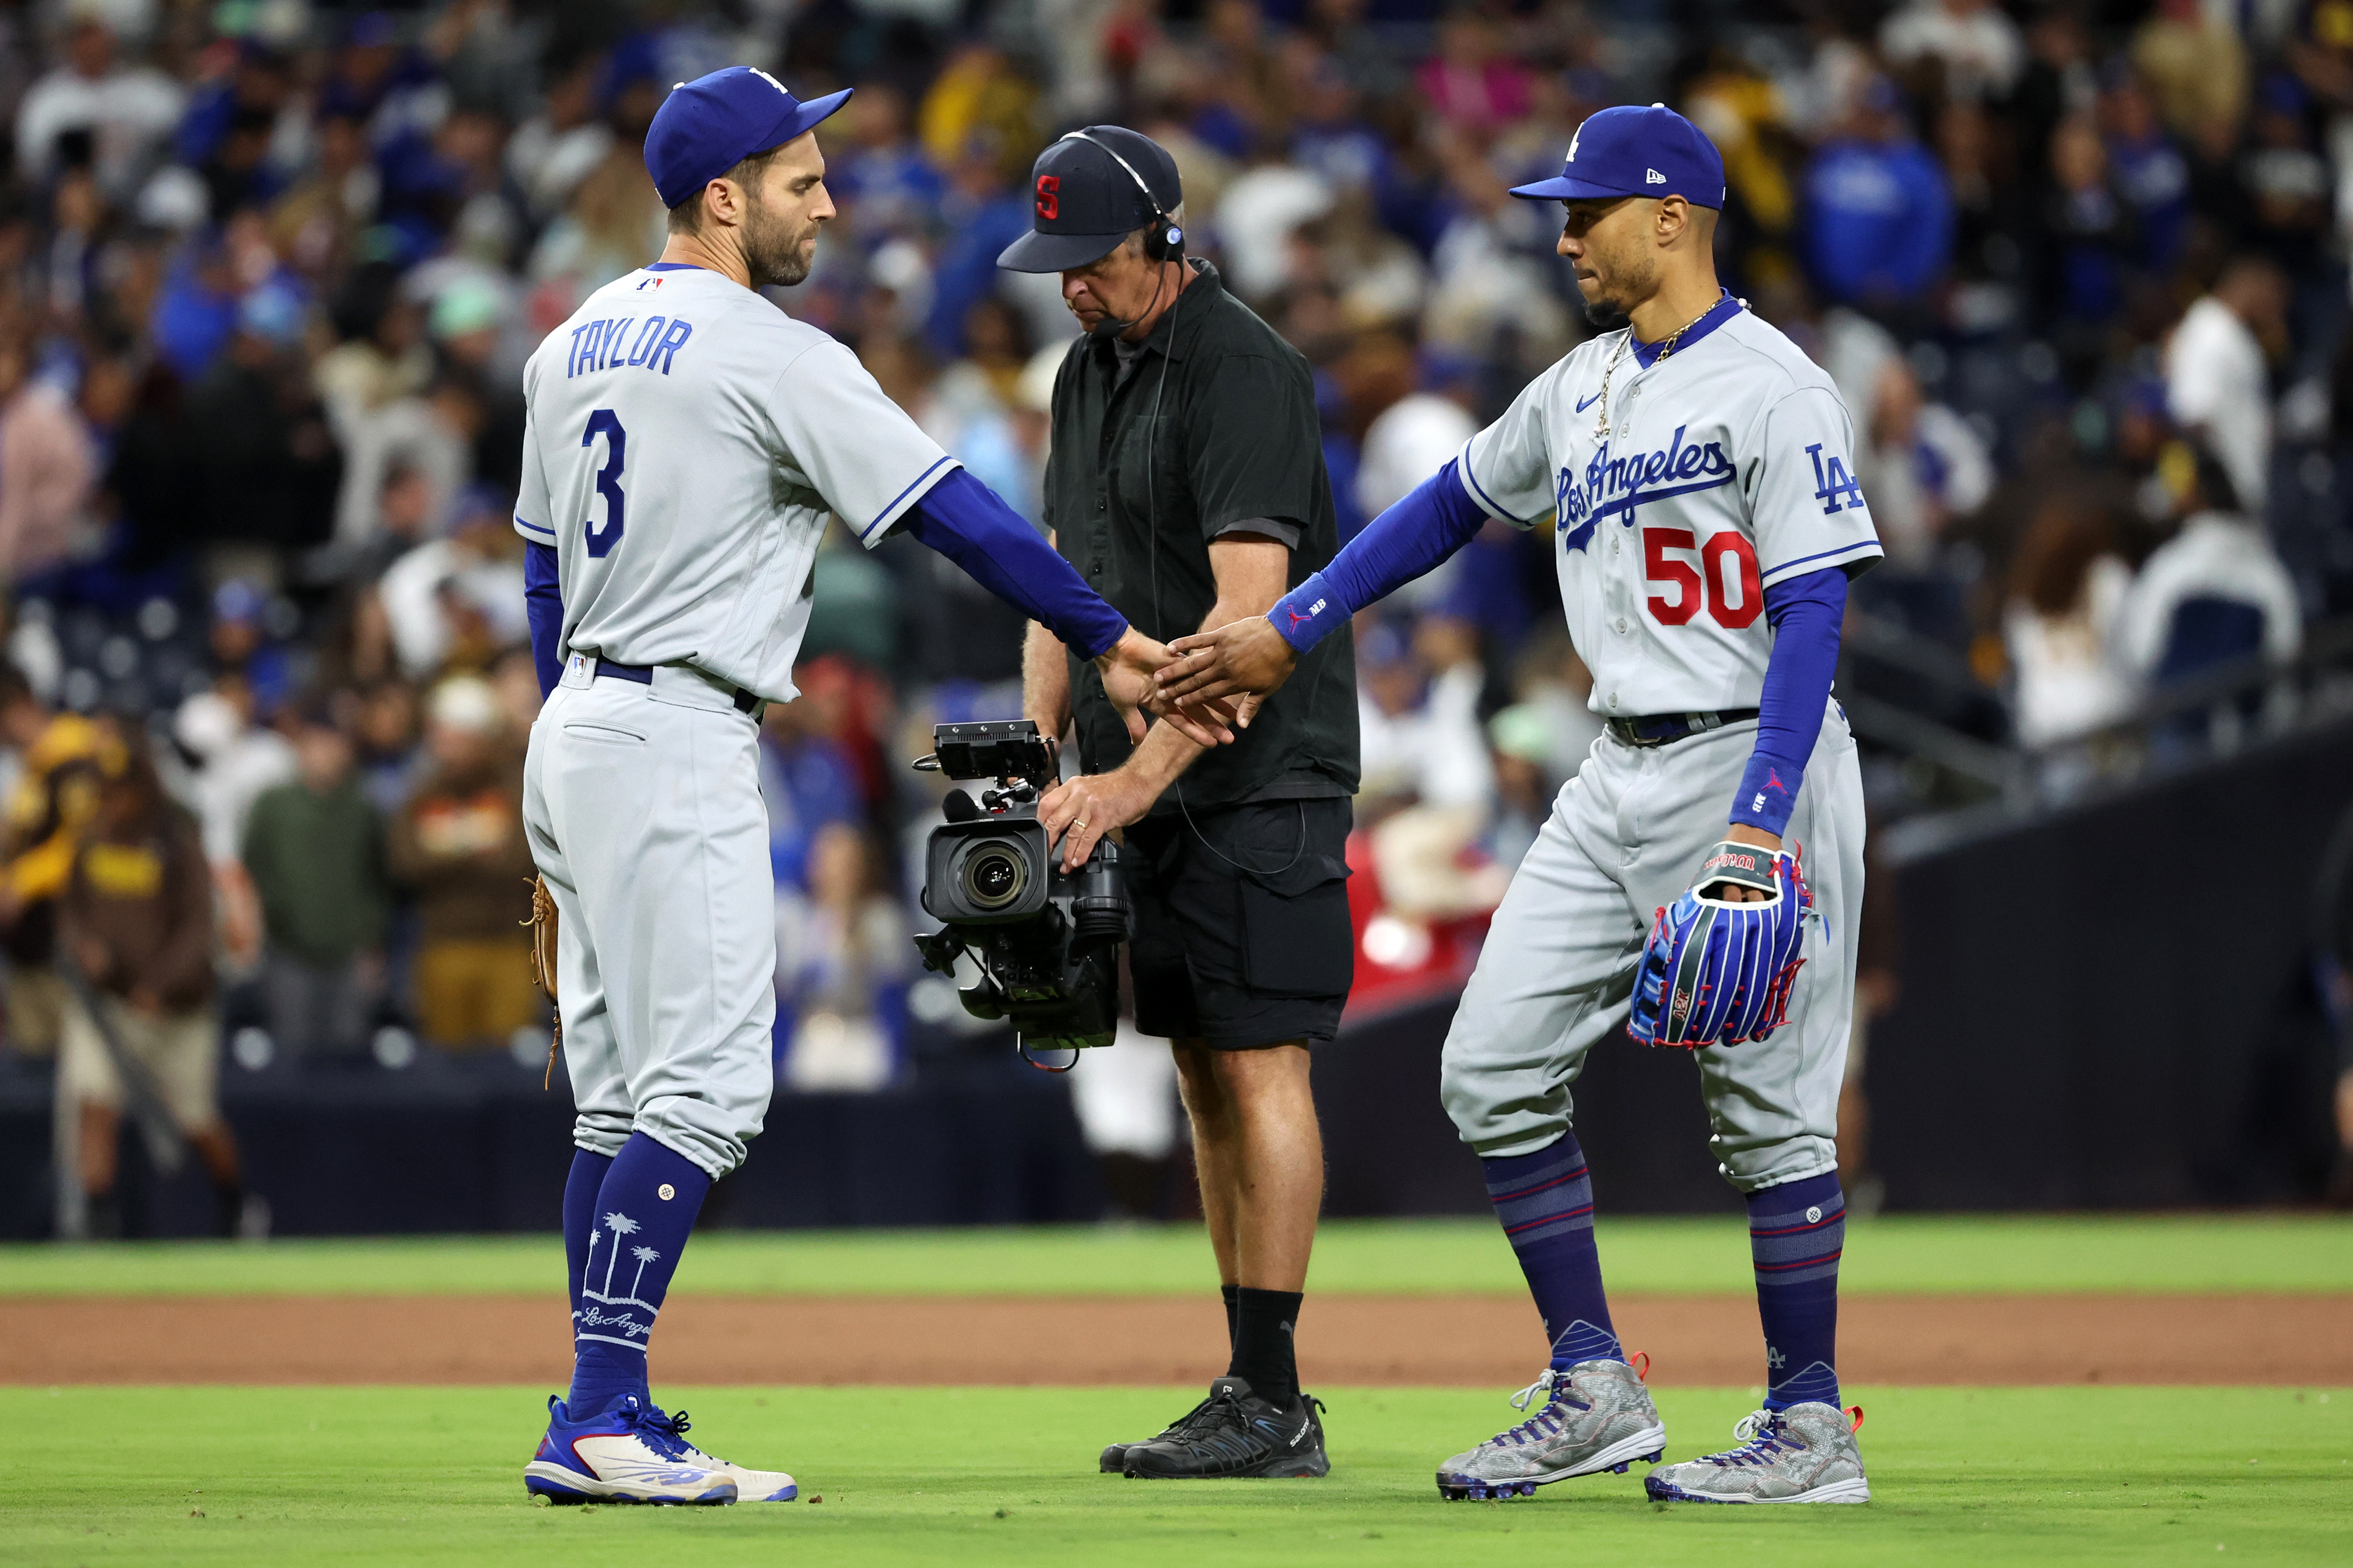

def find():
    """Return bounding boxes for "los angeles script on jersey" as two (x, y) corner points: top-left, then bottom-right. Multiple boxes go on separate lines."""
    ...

(1554, 423), (1734, 552)
(565, 313), (695, 378)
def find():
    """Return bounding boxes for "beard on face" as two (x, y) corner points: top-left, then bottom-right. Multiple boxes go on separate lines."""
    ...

(1576, 247), (1652, 331)
(741, 186), (818, 288)
(1581, 294), (1632, 331)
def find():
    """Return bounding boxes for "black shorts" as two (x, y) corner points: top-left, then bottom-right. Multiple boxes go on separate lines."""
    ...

(1123, 797), (1354, 1051)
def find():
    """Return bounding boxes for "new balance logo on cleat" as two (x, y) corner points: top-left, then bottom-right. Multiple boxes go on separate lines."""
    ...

(523, 1394), (736, 1505)
(524, 1394), (797, 1505)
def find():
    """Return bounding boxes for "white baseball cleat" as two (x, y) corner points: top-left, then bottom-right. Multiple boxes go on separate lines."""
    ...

(523, 1394), (737, 1505)
(667, 1413), (799, 1502)
(1643, 1401), (1870, 1503)
(1435, 1358), (1666, 1500)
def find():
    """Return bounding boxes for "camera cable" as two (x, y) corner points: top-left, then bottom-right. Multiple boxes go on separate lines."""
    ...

(1139, 265), (1309, 881)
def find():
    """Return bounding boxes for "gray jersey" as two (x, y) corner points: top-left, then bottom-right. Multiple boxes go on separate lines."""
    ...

(515, 262), (958, 703)
(1456, 305), (1881, 719)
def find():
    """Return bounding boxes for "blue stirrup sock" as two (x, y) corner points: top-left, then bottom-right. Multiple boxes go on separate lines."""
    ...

(561, 1146), (614, 1330)
(1748, 1171), (1844, 1410)
(566, 1132), (712, 1415)
(1482, 1132), (1623, 1370)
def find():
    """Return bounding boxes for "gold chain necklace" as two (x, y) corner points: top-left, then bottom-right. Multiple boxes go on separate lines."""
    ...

(1589, 300), (1716, 440)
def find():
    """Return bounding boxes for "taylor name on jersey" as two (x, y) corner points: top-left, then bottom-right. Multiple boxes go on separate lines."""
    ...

(1458, 300), (1881, 715)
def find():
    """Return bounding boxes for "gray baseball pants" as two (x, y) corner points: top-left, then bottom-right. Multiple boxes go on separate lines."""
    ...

(521, 658), (776, 1178)
(1439, 706), (1864, 1191)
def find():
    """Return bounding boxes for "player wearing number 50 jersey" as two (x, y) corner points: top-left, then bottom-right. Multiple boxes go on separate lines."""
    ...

(512, 69), (1214, 1508)
(1158, 104), (1879, 1504)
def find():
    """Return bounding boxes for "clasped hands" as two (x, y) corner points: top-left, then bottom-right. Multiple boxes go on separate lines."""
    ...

(1044, 616), (1297, 871)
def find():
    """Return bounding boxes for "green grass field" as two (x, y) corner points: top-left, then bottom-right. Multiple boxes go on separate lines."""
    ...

(6, 1385), (2344, 1567)
(7, 1220), (2348, 1565)
(5, 1213), (2350, 1297)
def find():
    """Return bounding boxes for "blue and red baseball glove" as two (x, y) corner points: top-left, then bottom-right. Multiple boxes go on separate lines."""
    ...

(1626, 841), (1813, 1050)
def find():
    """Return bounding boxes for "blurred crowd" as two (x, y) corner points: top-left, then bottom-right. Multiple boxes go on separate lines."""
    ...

(3, 0), (2353, 1224)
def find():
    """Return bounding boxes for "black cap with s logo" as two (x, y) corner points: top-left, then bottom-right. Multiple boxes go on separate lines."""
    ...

(997, 125), (1183, 273)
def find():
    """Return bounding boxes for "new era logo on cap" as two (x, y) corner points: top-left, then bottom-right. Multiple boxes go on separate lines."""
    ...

(1507, 102), (1727, 211)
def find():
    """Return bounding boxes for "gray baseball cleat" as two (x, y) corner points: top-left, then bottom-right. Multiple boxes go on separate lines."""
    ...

(1644, 1401), (1870, 1503)
(1435, 1358), (1666, 1501)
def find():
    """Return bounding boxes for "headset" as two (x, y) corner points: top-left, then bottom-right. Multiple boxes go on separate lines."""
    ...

(1058, 128), (1185, 261)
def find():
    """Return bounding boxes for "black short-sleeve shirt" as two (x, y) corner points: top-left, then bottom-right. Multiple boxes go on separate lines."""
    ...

(1042, 262), (1358, 811)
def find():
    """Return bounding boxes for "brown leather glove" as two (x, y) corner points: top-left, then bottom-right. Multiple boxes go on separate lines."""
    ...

(524, 874), (561, 1085)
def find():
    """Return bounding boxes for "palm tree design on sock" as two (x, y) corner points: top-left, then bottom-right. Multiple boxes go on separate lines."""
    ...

(597, 1212), (639, 1299)
(627, 1245), (661, 1301)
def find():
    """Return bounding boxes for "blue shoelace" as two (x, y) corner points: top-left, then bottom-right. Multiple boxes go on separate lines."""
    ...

(1494, 1370), (1592, 1447)
(624, 1404), (701, 1463)
(1708, 1410), (1799, 1468)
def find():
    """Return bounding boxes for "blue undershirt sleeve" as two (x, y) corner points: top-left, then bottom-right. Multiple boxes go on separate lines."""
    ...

(1269, 458), (1487, 652)
(524, 541), (563, 699)
(901, 467), (1129, 660)
(1728, 567), (1848, 837)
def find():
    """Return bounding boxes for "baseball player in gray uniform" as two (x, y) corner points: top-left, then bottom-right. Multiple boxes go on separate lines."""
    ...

(1158, 104), (1879, 1504)
(514, 69), (1206, 1506)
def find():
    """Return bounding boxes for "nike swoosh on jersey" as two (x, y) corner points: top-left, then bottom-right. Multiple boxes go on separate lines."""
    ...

(1574, 391), (1604, 413)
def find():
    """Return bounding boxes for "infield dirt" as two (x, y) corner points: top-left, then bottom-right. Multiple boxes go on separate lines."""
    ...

(6, 1291), (2343, 1385)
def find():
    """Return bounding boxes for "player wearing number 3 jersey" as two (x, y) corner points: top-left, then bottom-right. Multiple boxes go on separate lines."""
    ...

(1156, 104), (1878, 1505)
(510, 69), (1207, 1507)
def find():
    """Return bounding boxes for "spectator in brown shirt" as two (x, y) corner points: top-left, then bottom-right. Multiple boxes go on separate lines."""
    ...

(57, 743), (260, 1238)
(387, 675), (541, 1050)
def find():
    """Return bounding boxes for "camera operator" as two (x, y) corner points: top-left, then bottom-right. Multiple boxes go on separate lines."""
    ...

(997, 126), (1358, 1480)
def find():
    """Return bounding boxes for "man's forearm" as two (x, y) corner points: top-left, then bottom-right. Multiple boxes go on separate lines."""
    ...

(1269, 460), (1486, 653)
(524, 541), (563, 697)
(1023, 618), (1072, 738)
(1116, 585), (1273, 798)
(904, 469), (1128, 658)
(1727, 567), (1847, 837)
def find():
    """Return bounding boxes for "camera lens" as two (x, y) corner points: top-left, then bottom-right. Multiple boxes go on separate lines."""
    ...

(961, 843), (1027, 910)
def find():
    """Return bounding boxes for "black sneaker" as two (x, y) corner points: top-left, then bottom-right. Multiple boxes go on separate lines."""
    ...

(1120, 1377), (1329, 1479)
(1100, 1389), (1220, 1474)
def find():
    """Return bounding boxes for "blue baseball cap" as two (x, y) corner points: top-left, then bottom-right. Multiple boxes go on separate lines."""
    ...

(1508, 103), (1725, 210)
(645, 67), (851, 211)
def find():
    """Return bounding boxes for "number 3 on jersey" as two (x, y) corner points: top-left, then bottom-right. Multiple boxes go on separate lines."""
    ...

(1644, 527), (1760, 629)
(582, 409), (626, 557)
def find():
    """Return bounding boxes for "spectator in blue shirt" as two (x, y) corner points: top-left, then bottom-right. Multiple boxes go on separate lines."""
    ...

(758, 703), (861, 894)
(2102, 72), (2190, 276)
(149, 241), (240, 383)
(831, 83), (947, 245)
(1291, 55), (1392, 199)
(924, 135), (1034, 360)
(1803, 80), (1955, 310)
